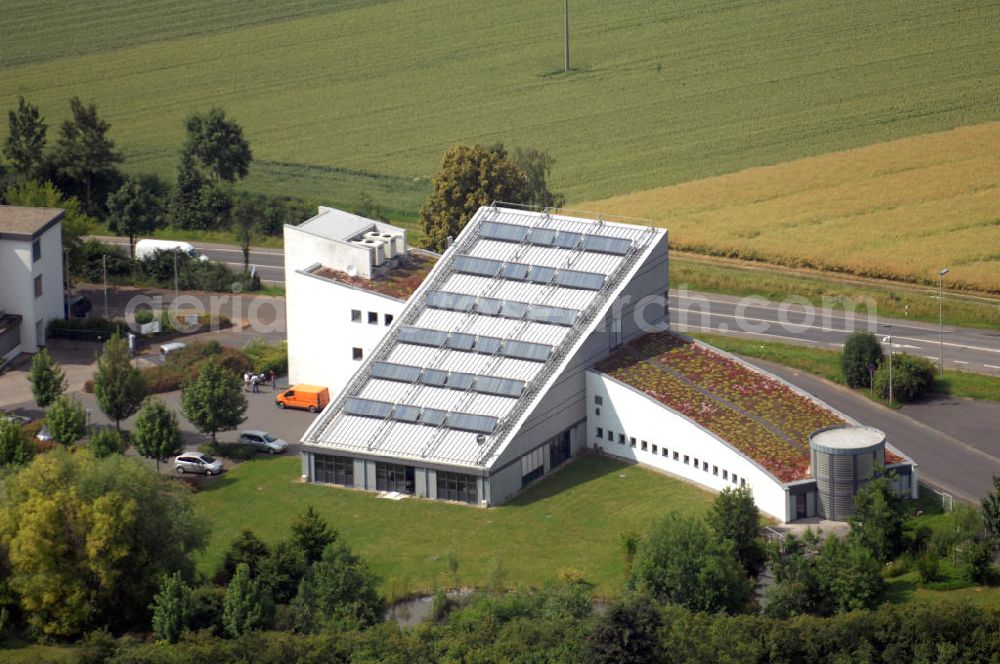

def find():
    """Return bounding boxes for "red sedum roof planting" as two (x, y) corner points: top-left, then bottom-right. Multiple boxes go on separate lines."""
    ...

(595, 332), (849, 482)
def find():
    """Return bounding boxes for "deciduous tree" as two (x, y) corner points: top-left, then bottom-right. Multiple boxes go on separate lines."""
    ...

(151, 572), (192, 644)
(181, 358), (246, 444)
(27, 347), (66, 409)
(291, 542), (383, 631)
(982, 475), (1000, 547)
(132, 398), (182, 471)
(3, 96), (47, 180)
(3, 181), (96, 275)
(220, 529), (270, 582)
(841, 332), (883, 388)
(223, 563), (272, 638)
(93, 333), (145, 430)
(419, 143), (529, 251)
(183, 107), (253, 185)
(88, 427), (127, 458)
(513, 146), (565, 209)
(106, 177), (163, 258)
(0, 418), (33, 467)
(45, 395), (87, 445)
(587, 593), (662, 664)
(707, 486), (766, 576)
(232, 197), (258, 271)
(51, 97), (123, 215)
(849, 474), (906, 563)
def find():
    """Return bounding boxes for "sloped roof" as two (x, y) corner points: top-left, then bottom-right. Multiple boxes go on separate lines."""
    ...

(302, 205), (662, 470)
(0, 206), (63, 240)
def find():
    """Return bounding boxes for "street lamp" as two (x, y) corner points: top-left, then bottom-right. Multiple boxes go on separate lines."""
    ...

(938, 268), (949, 378)
(882, 323), (893, 403)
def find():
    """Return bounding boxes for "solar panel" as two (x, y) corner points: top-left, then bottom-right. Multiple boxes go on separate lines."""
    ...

(475, 375), (525, 397)
(475, 296), (503, 316)
(392, 404), (421, 422)
(427, 291), (476, 312)
(527, 305), (578, 327)
(419, 368), (448, 387)
(582, 235), (631, 255)
(344, 397), (393, 419)
(554, 231), (582, 249)
(420, 408), (449, 426)
(481, 221), (528, 242)
(554, 269), (605, 290)
(473, 336), (502, 355)
(526, 265), (556, 284)
(501, 339), (552, 362)
(446, 372), (476, 390)
(453, 254), (501, 278)
(527, 228), (556, 245)
(397, 326), (448, 348)
(371, 361), (421, 383)
(448, 412), (498, 434)
(446, 332), (476, 351)
(501, 263), (530, 280)
(500, 301), (530, 319)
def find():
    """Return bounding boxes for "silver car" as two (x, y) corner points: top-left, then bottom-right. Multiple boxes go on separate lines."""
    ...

(174, 452), (223, 476)
(238, 430), (289, 454)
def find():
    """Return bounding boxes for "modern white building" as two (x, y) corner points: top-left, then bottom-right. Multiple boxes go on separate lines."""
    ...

(0, 206), (65, 365)
(283, 206), (438, 395)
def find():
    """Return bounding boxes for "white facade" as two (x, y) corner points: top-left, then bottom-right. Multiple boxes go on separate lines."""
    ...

(587, 370), (790, 521)
(0, 207), (64, 361)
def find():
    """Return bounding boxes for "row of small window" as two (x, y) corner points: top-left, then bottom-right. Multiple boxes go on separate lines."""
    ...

(351, 309), (394, 326)
(596, 427), (746, 487)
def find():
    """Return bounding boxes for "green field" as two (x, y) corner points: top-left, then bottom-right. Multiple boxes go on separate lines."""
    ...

(2, 0), (998, 215)
(192, 455), (715, 599)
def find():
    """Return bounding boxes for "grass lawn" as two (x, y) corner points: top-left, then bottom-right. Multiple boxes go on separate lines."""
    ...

(2, 0), (997, 215)
(671, 255), (1000, 332)
(192, 454), (715, 599)
(588, 122), (1000, 292)
(692, 332), (1000, 403)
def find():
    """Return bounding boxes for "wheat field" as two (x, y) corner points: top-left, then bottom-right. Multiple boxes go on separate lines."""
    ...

(583, 123), (1000, 292)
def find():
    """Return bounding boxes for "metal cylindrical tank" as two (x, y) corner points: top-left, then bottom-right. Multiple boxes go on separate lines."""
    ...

(809, 425), (886, 521)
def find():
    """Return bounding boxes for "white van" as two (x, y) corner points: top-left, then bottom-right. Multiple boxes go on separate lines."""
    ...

(135, 239), (209, 262)
(159, 342), (187, 358)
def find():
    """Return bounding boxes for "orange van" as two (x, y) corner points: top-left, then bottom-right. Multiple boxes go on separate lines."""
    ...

(276, 384), (330, 413)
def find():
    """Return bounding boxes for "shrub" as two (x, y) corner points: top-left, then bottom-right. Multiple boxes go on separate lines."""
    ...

(959, 541), (994, 585)
(138, 250), (260, 292)
(841, 332), (883, 388)
(141, 342), (251, 394)
(76, 239), (134, 283)
(917, 550), (942, 583)
(88, 427), (127, 458)
(873, 353), (936, 402)
(243, 339), (287, 376)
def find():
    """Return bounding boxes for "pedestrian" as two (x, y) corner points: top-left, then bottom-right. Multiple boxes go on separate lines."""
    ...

(251, 374), (260, 393)
(243, 371), (250, 392)
(269, 369), (277, 390)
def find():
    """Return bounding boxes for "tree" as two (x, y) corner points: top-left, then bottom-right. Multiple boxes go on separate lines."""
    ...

(513, 146), (565, 209)
(291, 541), (383, 631)
(290, 505), (336, 564)
(707, 486), (766, 576)
(982, 475), (1000, 547)
(630, 512), (753, 614)
(0, 418), (33, 467)
(27, 347), (67, 409)
(51, 97), (123, 215)
(151, 572), (192, 644)
(587, 593), (662, 664)
(222, 563), (272, 638)
(873, 353), (936, 403)
(181, 358), (246, 444)
(419, 143), (529, 251)
(619, 529), (642, 572)
(170, 151), (211, 230)
(132, 398), (182, 471)
(45, 395), (87, 445)
(93, 333), (145, 430)
(220, 529), (271, 582)
(0, 449), (205, 638)
(3, 96), (47, 180)
(257, 541), (307, 605)
(183, 108), (253, 185)
(232, 197), (258, 271)
(818, 536), (885, 613)
(3, 181), (96, 275)
(106, 177), (163, 258)
(841, 332), (883, 388)
(849, 474), (906, 563)
(88, 427), (127, 458)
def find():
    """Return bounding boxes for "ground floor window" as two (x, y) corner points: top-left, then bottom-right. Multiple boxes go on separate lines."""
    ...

(314, 455), (353, 487)
(376, 462), (414, 494)
(521, 447), (545, 485)
(548, 430), (571, 469)
(437, 471), (478, 504)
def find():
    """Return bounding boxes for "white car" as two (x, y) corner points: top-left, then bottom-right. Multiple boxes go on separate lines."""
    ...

(36, 425), (53, 442)
(174, 452), (223, 476)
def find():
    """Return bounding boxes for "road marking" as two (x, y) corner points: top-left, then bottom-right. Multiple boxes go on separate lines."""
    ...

(985, 364), (1000, 370)
(952, 360), (968, 365)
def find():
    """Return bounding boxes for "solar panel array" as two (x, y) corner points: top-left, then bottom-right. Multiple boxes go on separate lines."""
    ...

(345, 397), (498, 434)
(372, 361), (525, 397)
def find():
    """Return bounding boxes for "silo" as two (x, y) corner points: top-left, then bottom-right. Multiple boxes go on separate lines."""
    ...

(809, 425), (886, 521)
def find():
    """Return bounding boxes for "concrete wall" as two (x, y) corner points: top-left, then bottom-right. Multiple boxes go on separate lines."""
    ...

(0, 222), (63, 353)
(587, 370), (790, 522)
(285, 269), (404, 395)
(284, 222), (377, 279)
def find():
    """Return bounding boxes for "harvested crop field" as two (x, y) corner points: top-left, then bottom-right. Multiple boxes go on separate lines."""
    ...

(584, 123), (1000, 292)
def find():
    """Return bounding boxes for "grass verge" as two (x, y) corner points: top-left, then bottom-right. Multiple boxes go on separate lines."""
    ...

(692, 332), (1000, 403)
(672, 255), (1000, 332)
(192, 454), (715, 600)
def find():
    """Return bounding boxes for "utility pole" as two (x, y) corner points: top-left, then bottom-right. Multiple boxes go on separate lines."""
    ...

(938, 267), (949, 378)
(103, 254), (109, 318)
(564, 0), (570, 73)
(63, 246), (70, 320)
(173, 251), (179, 300)
(882, 324), (893, 403)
